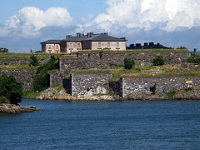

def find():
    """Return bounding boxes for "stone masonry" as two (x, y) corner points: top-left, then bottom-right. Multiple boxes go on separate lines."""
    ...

(59, 51), (190, 73)
(71, 73), (112, 98)
(121, 77), (200, 98)
(2, 70), (37, 90)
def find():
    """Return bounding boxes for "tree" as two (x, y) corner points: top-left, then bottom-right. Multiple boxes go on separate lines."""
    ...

(124, 58), (135, 69)
(152, 56), (165, 66)
(33, 55), (58, 91)
(0, 48), (9, 52)
(30, 55), (39, 66)
(0, 73), (23, 104)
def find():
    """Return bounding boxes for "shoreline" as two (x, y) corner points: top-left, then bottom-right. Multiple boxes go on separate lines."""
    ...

(0, 103), (42, 114)
(34, 87), (200, 101)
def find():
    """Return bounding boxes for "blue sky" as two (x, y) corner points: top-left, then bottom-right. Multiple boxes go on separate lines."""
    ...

(0, 0), (200, 52)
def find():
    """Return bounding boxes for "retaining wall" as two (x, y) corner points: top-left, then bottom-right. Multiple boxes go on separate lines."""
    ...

(71, 73), (112, 97)
(2, 70), (37, 90)
(59, 51), (190, 73)
(121, 76), (200, 98)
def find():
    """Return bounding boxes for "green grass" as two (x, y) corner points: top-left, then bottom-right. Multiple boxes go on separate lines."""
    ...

(0, 64), (39, 70)
(77, 49), (189, 53)
(0, 52), (73, 61)
(72, 65), (200, 79)
(51, 84), (64, 91)
(72, 69), (111, 74)
(23, 90), (40, 99)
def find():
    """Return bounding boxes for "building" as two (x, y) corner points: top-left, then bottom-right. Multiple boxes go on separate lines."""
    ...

(40, 40), (61, 53)
(41, 32), (127, 53)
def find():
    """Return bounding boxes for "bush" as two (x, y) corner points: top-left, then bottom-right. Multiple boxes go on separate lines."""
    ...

(0, 96), (10, 104)
(0, 74), (23, 104)
(30, 55), (39, 66)
(152, 56), (165, 66)
(150, 83), (156, 95)
(0, 48), (9, 52)
(166, 91), (176, 99)
(124, 58), (135, 69)
(187, 53), (200, 64)
(33, 55), (58, 91)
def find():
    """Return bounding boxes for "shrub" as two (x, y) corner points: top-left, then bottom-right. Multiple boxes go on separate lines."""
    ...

(177, 46), (187, 49)
(0, 96), (10, 104)
(152, 56), (165, 66)
(150, 83), (156, 95)
(0, 48), (9, 52)
(30, 55), (39, 66)
(33, 55), (58, 91)
(166, 91), (176, 99)
(0, 74), (23, 104)
(187, 53), (200, 64)
(124, 58), (135, 69)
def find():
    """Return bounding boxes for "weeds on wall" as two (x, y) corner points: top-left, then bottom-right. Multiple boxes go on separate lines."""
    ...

(33, 55), (58, 92)
(150, 83), (157, 95)
(187, 53), (200, 64)
(151, 56), (165, 66)
(166, 91), (176, 99)
(124, 58), (135, 69)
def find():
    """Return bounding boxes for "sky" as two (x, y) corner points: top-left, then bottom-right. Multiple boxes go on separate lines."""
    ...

(0, 0), (200, 52)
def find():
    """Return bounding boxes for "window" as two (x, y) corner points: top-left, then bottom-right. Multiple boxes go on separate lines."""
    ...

(56, 45), (59, 49)
(116, 42), (119, 48)
(70, 43), (73, 48)
(48, 45), (52, 49)
(107, 42), (110, 47)
(98, 42), (101, 48)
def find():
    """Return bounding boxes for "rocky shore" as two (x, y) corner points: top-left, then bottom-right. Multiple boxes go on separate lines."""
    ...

(0, 104), (42, 114)
(36, 87), (200, 101)
(36, 88), (117, 101)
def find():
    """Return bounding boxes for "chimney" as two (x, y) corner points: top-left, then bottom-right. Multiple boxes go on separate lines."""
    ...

(77, 33), (80, 37)
(66, 35), (72, 38)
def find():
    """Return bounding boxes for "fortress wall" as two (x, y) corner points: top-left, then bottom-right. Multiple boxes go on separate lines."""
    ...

(71, 73), (112, 97)
(121, 77), (200, 99)
(59, 52), (190, 72)
(2, 70), (37, 90)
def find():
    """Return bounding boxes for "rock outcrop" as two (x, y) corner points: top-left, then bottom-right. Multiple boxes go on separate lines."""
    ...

(0, 104), (42, 114)
(36, 88), (117, 101)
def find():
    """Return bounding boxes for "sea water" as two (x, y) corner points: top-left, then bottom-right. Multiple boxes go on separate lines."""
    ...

(0, 99), (200, 150)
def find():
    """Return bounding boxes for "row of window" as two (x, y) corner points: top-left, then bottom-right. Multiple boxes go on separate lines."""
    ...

(98, 42), (120, 48)
(69, 43), (81, 48)
(47, 42), (121, 50)
(48, 45), (59, 49)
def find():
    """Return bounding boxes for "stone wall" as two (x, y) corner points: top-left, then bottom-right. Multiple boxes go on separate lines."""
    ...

(71, 73), (112, 98)
(49, 71), (66, 87)
(0, 60), (30, 65)
(121, 76), (200, 99)
(2, 70), (37, 90)
(59, 51), (190, 72)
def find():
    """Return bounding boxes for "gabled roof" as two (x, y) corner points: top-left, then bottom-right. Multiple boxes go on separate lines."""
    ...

(85, 33), (127, 42)
(62, 36), (86, 42)
(41, 33), (127, 44)
(41, 40), (61, 44)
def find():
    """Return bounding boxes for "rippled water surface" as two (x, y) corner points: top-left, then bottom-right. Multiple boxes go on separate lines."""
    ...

(0, 99), (200, 149)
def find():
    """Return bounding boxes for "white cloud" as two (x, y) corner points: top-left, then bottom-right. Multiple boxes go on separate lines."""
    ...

(90, 0), (200, 32)
(0, 7), (72, 37)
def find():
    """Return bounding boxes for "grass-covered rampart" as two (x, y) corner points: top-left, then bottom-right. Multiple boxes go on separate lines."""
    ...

(73, 49), (189, 53)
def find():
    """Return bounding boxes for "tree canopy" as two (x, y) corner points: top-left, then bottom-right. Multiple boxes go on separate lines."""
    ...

(33, 55), (58, 92)
(0, 73), (23, 104)
(0, 48), (9, 52)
